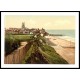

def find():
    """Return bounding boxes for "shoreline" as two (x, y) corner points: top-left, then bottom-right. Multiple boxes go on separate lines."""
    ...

(45, 35), (75, 47)
(45, 35), (75, 64)
(47, 35), (75, 42)
(56, 36), (75, 43)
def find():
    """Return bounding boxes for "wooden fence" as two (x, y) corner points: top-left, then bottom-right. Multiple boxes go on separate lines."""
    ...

(4, 42), (29, 64)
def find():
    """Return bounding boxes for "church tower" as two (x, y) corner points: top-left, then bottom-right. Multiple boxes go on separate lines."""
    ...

(22, 22), (25, 29)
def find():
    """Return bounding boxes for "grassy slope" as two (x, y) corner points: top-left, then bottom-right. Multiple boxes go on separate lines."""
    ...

(22, 44), (68, 64)
(6, 34), (68, 64)
(22, 45), (34, 64)
(40, 45), (68, 64)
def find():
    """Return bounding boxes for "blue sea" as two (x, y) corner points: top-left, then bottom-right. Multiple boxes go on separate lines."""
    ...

(46, 30), (75, 38)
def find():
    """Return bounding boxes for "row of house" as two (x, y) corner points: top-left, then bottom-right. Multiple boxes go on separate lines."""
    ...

(5, 28), (30, 34)
(5, 22), (48, 36)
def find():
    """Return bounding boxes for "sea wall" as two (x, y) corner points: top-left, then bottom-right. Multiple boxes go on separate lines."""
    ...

(4, 42), (29, 64)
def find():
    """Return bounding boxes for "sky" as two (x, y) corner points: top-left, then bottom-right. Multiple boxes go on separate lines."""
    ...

(4, 15), (75, 30)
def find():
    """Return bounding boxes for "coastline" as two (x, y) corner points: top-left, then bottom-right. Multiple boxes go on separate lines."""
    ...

(45, 35), (75, 48)
(45, 35), (75, 64)
(57, 36), (75, 43)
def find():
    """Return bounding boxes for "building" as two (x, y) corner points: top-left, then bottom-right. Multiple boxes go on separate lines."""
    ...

(5, 22), (48, 36)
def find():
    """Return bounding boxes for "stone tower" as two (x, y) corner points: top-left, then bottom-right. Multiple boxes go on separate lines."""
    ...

(22, 22), (25, 29)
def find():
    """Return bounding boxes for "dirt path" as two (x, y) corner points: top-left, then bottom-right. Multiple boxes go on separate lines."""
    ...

(20, 42), (27, 46)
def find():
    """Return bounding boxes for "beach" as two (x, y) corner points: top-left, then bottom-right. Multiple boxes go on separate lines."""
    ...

(45, 36), (75, 64)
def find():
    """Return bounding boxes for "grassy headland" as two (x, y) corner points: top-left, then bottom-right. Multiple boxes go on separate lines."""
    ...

(22, 35), (68, 64)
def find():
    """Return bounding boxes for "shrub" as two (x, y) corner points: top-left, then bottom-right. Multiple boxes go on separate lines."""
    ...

(5, 34), (32, 56)
(5, 35), (20, 55)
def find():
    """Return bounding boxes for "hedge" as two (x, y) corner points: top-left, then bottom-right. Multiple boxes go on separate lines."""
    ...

(5, 35), (20, 55)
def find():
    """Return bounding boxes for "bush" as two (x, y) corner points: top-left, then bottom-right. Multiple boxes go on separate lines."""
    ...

(5, 35), (20, 55)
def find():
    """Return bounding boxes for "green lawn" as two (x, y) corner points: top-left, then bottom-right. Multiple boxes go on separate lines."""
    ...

(10, 34), (33, 42)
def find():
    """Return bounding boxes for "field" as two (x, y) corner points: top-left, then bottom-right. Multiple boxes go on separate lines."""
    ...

(6, 34), (33, 41)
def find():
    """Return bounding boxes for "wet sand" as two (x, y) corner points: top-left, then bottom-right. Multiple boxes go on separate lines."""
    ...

(45, 36), (75, 64)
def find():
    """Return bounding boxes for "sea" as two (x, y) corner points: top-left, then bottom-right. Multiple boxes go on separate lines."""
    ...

(46, 30), (75, 42)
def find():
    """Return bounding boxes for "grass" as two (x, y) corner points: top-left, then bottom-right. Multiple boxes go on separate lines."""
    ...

(22, 44), (68, 64)
(22, 44), (34, 64)
(5, 34), (33, 55)
(10, 34), (33, 42)
(22, 44), (49, 64)
(5, 34), (68, 64)
(40, 44), (68, 64)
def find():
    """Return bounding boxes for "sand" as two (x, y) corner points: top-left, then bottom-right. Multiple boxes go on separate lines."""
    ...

(45, 36), (75, 64)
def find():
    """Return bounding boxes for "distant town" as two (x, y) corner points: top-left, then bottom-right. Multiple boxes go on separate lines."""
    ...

(5, 22), (49, 36)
